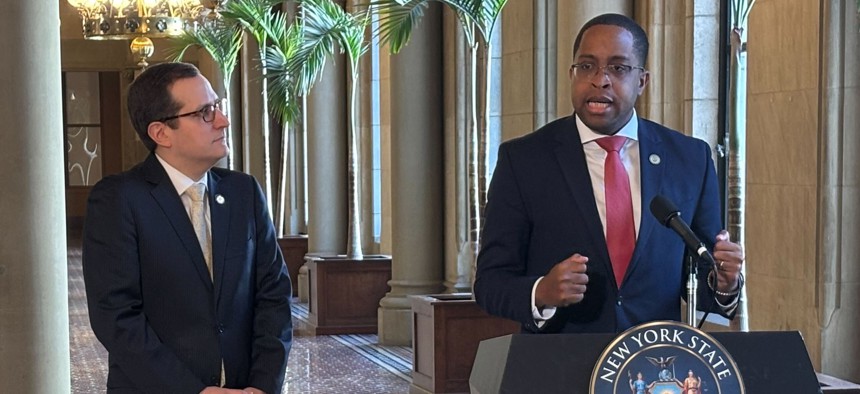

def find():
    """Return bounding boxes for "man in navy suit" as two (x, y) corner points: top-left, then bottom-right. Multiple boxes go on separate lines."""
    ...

(83, 62), (292, 393)
(474, 14), (745, 333)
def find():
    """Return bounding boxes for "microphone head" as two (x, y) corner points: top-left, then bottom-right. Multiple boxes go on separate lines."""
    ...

(650, 195), (680, 227)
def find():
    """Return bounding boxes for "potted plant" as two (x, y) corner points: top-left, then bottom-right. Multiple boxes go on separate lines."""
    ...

(266, 0), (391, 334)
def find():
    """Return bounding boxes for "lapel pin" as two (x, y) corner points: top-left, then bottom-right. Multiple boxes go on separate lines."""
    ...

(215, 195), (225, 205)
(649, 154), (661, 165)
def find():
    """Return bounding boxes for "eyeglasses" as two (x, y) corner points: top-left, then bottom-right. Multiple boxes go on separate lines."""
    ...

(158, 98), (227, 123)
(571, 62), (645, 80)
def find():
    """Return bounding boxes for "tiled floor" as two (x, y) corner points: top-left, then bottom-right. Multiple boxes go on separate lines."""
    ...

(68, 234), (412, 394)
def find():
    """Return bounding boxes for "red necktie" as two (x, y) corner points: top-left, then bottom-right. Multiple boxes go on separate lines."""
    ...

(596, 136), (635, 288)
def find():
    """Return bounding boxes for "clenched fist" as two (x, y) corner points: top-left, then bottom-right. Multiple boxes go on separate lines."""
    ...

(535, 253), (589, 308)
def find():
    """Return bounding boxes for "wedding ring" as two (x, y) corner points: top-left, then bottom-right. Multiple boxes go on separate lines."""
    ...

(719, 261), (725, 270)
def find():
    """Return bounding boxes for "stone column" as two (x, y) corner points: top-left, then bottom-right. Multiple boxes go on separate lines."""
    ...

(635, 1), (686, 131)
(305, 58), (348, 255)
(0, 0), (71, 391)
(533, 0), (558, 131)
(378, 3), (445, 345)
(683, 0), (721, 147)
(819, 0), (860, 383)
(240, 37), (266, 181)
(442, 10), (470, 294)
(197, 55), (231, 169)
(297, 47), (347, 301)
(555, 1), (633, 118)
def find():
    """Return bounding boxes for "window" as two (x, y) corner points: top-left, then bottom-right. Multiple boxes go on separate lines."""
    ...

(63, 72), (103, 186)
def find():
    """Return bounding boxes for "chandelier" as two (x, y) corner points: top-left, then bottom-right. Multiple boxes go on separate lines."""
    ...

(66, 0), (224, 68)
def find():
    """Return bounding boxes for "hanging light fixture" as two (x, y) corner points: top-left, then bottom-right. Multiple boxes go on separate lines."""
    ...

(66, 0), (224, 68)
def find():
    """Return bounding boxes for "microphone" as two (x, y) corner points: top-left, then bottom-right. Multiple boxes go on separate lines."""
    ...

(649, 195), (715, 264)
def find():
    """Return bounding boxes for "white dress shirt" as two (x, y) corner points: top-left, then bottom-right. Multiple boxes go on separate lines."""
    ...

(155, 154), (210, 224)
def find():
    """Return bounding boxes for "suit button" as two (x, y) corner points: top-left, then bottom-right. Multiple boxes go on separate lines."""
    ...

(218, 324), (225, 333)
(616, 296), (623, 306)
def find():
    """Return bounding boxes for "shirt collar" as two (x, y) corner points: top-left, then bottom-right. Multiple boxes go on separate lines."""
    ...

(155, 153), (208, 195)
(575, 109), (639, 145)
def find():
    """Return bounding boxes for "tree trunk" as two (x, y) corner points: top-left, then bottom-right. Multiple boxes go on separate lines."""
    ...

(259, 45), (274, 220)
(347, 62), (363, 259)
(463, 39), (480, 287)
(276, 121), (290, 236)
(728, 14), (751, 331)
(222, 78), (235, 170)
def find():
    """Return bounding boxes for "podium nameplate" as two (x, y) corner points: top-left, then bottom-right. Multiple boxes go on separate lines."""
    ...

(590, 321), (743, 393)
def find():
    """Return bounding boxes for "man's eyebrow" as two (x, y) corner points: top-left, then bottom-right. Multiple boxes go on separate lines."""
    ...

(193, 100), (218, 111)
(574, 54), (636, 63)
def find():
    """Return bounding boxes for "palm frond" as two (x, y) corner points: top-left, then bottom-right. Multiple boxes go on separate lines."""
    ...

(266, 21), (305, 124)
(166, 31), (203, 63)
(438, 0), (506, 44)
(439, 0), (481, 20)
(477, 0), (507, 42)
(288, 1), (338, 95)
(289, 0), (369, 95)
(221, 0), (282, 44)
(368, 0), (428, 54)
(438, 0), (479, 44)
(266, 59), (302, 124)
(341, 9), (371, 61)
(167, 20), (245, 77)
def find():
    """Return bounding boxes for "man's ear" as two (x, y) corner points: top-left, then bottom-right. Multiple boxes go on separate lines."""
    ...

(147, 121), (171, 149)
(637, 70), (650, 95)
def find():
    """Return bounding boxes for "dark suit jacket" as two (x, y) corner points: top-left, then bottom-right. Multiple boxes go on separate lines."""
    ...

(474, 116), (728, 334)
(83, 154), (292, 393)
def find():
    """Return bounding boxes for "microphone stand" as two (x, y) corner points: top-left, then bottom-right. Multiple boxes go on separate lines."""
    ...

(686, 254), (698, 328)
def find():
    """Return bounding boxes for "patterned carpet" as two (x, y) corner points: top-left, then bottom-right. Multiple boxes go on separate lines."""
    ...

(67, 233), (412, 393)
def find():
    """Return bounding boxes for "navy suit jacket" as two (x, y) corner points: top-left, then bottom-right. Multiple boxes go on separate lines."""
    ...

(474, 116), (729, 334)
(83, 154), (292, 393)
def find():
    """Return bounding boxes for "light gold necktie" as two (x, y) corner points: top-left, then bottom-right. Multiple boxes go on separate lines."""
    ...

(185, 183), (213, 280)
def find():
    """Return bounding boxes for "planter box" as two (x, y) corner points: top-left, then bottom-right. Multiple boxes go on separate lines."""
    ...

(410, 294), (520, 394)
(277, 235), (308, 297)
(305, 254), (392, 335)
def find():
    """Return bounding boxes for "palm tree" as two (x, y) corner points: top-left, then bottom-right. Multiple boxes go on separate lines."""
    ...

(263, 9), (305, 236)
(269, 0), (369, 258)
(220, 0), (285, 218)
(371, 0), (506, 283)
(169, 18), (244, 170)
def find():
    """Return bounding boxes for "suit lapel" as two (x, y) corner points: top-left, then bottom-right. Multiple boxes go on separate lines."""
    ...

(552, 117), (613, 272)
(144, 154), (214, 289)
(627, 120), (665, 281)
(208, 171), (229, 305)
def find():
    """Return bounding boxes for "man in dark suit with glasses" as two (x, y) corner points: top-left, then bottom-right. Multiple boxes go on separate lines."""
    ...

(475, 13), (745, 334)
(83, 62), (292, 394)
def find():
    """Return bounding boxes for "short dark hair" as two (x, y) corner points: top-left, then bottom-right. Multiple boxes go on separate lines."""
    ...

(127, 62), (201, 151)
(572, 13), (649, 67)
